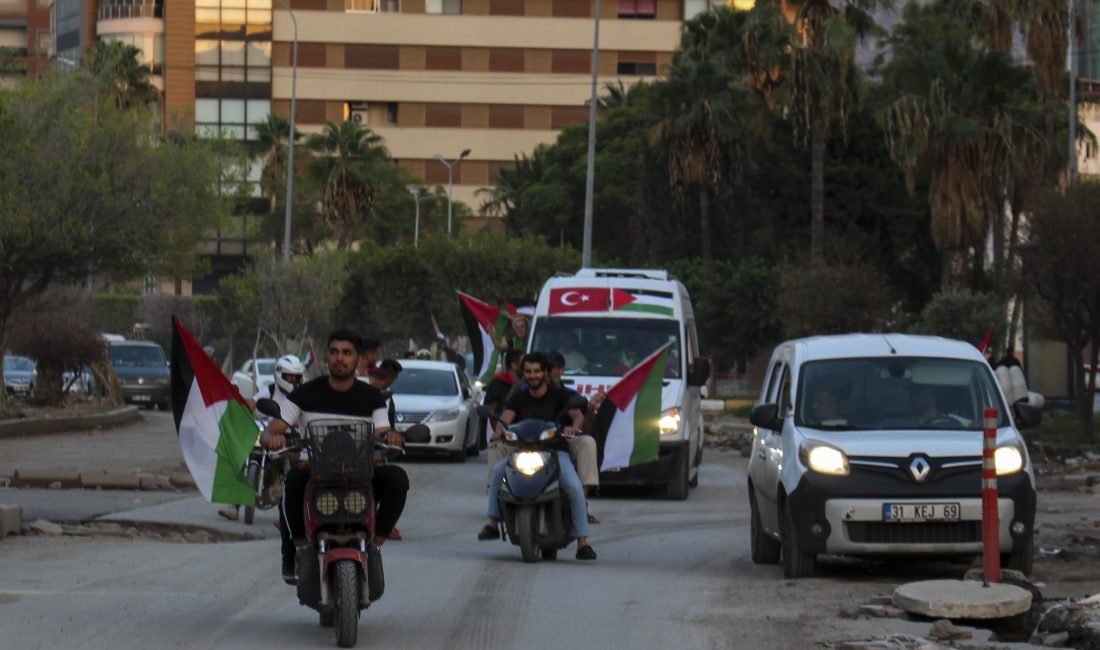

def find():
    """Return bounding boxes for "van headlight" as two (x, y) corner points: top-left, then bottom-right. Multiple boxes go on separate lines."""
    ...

(426, 408), (460, 423)
(995, 446), (1024, 476)
(511, 451), (550, 476)
(659, 407), (681, 436)
(800, 444), (849, 476)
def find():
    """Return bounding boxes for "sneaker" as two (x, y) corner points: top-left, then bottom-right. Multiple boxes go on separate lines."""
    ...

(575, 544), (597, 561)
(387, 527), (402, 541)
(477, 524), (500, 541)
(217, 507), (238, 521)
(587, 513), (600, 524)
(281, 555), (297, 585)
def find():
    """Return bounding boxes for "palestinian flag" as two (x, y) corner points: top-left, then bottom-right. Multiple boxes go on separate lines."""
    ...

(457, 291), (509, 384)
(170, 316), (257, 505)
(612, 289), (675, 316)
(430, 312), (446, 341)
(592, 344), (670, 471)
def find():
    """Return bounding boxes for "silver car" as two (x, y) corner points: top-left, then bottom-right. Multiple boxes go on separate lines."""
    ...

(391, 360), (480, 462)
(747, 334), (1040, 578)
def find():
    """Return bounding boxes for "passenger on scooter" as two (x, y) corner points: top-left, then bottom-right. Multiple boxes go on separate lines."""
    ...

(477, 352), (597, 560)
(483, 349), (524, 470)
(364, 358), (405, 541)
(220, 354), (304, 522)
(546, 351), (600, 524)
(261, 330), (409, 584)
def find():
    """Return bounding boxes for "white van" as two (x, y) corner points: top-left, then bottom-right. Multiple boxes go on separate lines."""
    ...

(528, 268), (710, 499)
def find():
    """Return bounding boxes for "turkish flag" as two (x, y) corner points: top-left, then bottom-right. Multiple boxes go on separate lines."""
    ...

(548, 287), (610, 314)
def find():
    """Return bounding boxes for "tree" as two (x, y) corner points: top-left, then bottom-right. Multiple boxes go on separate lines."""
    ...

(9, 305), (108, 407)
(778, 261), (893, 337)
(306, 121), (393, 249)
(83, 41), (158, 116)
(912, 289), (1004, 344)
(1017, 181), (1100, 442)
(0, 72), (236, 412)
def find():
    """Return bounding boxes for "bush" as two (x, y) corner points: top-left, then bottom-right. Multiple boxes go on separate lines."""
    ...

(778, 262), (892, 338)
(8, 311), (106, 406)
(912, 289), (1003, 346)
(90, 294), (139, 336)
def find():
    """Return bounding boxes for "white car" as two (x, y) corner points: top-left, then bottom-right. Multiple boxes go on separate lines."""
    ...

(232, 358), (276, 398)
(747, 334), (1041, 578)
(390, 360), (480, 462)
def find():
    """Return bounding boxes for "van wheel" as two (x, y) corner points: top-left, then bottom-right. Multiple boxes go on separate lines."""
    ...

(1002, 530), (1034, 575)
(665, 446), (690, 501)
(750, 488), (780, 564)
(781, 502), (816, 578)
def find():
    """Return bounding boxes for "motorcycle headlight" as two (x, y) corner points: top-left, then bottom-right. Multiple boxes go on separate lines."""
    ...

(995, 445), (1024, 476)
(800, 443), (849, 476)
(659, 407), (681, 436)
(315, 492), (339, 516)
(344, 491), (367, 515)
(538, 427), (556, 441)
(426, 408), (460, 423)
(511, 451), (549, 476)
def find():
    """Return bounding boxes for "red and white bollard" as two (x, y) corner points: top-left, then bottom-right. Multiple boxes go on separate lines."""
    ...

(982, 406), (1001, 584)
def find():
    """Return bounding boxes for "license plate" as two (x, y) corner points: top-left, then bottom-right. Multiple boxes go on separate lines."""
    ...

(883, 502), (961, 522)
(132, 395), (151, 402)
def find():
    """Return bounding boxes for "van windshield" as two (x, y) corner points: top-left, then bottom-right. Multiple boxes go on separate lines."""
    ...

(795, 357), (1008, 431)
(530, 317), (682, 378)
(109, 345), (166, 368)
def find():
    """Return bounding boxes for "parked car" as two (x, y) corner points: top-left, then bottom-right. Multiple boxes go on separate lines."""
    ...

(232, 358), (276, 398)
(747, 334), (1040, 578)
(391, 360), (480, 461)
(3, 355), (36, 398)
(108, 341), (171, 410)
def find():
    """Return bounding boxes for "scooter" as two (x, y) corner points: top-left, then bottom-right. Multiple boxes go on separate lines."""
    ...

(478, 399), (585, 563)
(256, 398), (429, 648)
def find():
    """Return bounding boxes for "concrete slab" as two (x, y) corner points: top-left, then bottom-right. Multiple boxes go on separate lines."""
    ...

(81, 473), (143, 490)
(893, 580), (1033, 620)
(0, 504), (21, 537)
(12, 470), (81, 488)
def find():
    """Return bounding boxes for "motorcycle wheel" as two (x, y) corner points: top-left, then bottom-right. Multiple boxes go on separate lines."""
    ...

(516, 507), (539, 564)
(333, 560), (359, 648)
(243, 462), (260, 525)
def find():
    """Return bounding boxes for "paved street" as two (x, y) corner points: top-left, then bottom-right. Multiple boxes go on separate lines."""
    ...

(0, 413), (1098, 649)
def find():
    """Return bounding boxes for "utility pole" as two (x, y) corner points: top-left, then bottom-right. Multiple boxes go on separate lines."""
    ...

(581, 0), (601, 268)
(1068, 0), (1078, 183)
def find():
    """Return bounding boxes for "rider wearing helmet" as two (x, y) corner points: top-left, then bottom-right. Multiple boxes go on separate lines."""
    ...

(416, 348), (432, 360)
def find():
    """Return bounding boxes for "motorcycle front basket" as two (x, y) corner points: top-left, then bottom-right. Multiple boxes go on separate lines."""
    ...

(304, 419), (375, 479)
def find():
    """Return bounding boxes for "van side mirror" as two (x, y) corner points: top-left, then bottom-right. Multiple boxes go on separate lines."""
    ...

(688, 357), (711, 387)
(1012, 402), (1042, 430)
(750, 403), (783, 431)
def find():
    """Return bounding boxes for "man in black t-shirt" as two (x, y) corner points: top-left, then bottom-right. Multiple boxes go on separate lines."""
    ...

(262, 330), (409, 584)
(477, 352), (596, 560)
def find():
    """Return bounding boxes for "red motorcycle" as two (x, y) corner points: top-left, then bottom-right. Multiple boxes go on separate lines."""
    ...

(257, 398), (428, 648)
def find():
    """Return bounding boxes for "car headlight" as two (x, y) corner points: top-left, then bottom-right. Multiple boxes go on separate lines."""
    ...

(344, 491), (367, 515)
(538, 427), (556, 441)
(511, 451), (550, 476)
(800, 443), (849, 476)
(315, 492), (339, 516)
(155, 377), (170, 385)
(659, 407), (681, 436)
(995, 446), (1024, 476)
(426, 408), (460, 423)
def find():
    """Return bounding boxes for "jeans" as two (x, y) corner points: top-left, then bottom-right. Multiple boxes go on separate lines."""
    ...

(487, 450), (589, 539)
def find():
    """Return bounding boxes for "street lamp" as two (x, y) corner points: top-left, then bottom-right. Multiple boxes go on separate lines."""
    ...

(408, 186), (427, 248)
(581, 0), (602, 268)
(274, 0), (298, 264)
(433, 148), (471, 236)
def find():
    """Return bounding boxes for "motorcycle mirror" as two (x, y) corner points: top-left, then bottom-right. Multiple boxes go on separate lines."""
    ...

(403, 424), (431, 443)
(255, 398), (282, 420)
(476, 404), (497, 419)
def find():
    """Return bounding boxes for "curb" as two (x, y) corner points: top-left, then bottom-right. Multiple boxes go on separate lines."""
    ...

(6, 470), (192, 492)
(0, 406), (143, 439)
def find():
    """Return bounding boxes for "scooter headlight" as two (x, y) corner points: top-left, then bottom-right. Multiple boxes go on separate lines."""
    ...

(659, 407), (681, 436)
(511, 451), (550, 476)
(315, 492), (339, 516)
(344, 491), (367, 515)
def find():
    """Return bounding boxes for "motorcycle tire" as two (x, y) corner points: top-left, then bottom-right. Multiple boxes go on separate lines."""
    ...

(517, 507), (539, 564)
(243, 463), (260, 525)
(333, 560), (359, 648)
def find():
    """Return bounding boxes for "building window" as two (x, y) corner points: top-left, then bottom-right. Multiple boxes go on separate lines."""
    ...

(195, 0), (272, 83)
(617, 61), (656, 75)
(195, 97), (270, 141)
(387, 101), (398, 124)
(618, 0), (656, 18)
(684, 0), (709, 18)
(426, 0), (460, 13)
(346, 0), (400, 11)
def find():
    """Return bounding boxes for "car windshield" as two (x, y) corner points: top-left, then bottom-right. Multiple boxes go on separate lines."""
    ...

(4, 356), (35, 372)
(530, 317), (682, 378)
(391, 368), (457, 397)
(109, 345), (166, 367)
(795, 357), (1008, 431)
(256, 360), (276, 375)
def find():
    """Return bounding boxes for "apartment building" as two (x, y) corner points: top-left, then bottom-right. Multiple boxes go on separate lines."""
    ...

(0, 0), (51, 80)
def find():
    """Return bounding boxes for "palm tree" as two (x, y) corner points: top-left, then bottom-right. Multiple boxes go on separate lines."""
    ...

(252, 114), (299, 212)
(83, 41), (158, 116)
(306, 121), (391, 249)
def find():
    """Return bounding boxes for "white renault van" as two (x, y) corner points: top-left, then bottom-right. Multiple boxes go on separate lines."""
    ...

(528, 268), (710, 499)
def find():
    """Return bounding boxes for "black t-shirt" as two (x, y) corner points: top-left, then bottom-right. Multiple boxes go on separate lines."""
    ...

(504, 384), (573, 424)
(283, 376), (390, 433)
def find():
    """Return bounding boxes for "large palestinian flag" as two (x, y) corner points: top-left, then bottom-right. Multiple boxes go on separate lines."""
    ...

(592, 344), (670, 471)
(170, 316), (257, 505)
(457, 291), (510, 384)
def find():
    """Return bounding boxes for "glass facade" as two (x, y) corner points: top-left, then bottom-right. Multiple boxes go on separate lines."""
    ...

(100, 32), (165, 74)
(195, 97), (271, 140)
(195, 0), (272, 83)
(1080, 0), (1100, 82)
(53, 0), (84, 65)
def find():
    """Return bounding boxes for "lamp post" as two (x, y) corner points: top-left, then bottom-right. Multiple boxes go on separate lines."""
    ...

(408, 186), (426, 248)
(274, 0), (298, 264)
(433, 148), (470, 235)
(581, 0), (601, 268)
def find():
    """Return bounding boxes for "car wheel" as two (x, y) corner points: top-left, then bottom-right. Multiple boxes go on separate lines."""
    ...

(781, 501), (816, 578)
(750, 487), (781, 564)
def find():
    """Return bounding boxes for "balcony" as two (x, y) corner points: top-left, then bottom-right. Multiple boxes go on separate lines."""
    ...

(98, 0), (162, 21)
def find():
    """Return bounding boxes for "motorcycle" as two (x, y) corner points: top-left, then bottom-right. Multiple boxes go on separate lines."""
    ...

(242, 418), (292, 525)
(478, 398), (586, 563)
(256, 398), (429, 648)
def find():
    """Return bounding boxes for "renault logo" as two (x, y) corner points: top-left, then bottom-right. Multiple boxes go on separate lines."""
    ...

(909, 456), (932, 483)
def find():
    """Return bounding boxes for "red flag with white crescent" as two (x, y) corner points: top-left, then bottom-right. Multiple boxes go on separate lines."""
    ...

(548, 287), (610, 315)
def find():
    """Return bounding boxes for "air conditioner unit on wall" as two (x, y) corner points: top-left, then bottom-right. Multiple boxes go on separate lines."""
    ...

(347, 101), (368, 125)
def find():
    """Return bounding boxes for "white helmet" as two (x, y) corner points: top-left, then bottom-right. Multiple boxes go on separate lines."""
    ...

(274, 354), (305, 394)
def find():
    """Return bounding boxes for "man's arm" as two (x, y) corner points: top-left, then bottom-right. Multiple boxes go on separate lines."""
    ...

(563, 408), (584, 437)
(260, 418), (289, 450)
(492, 409), (517, 442)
